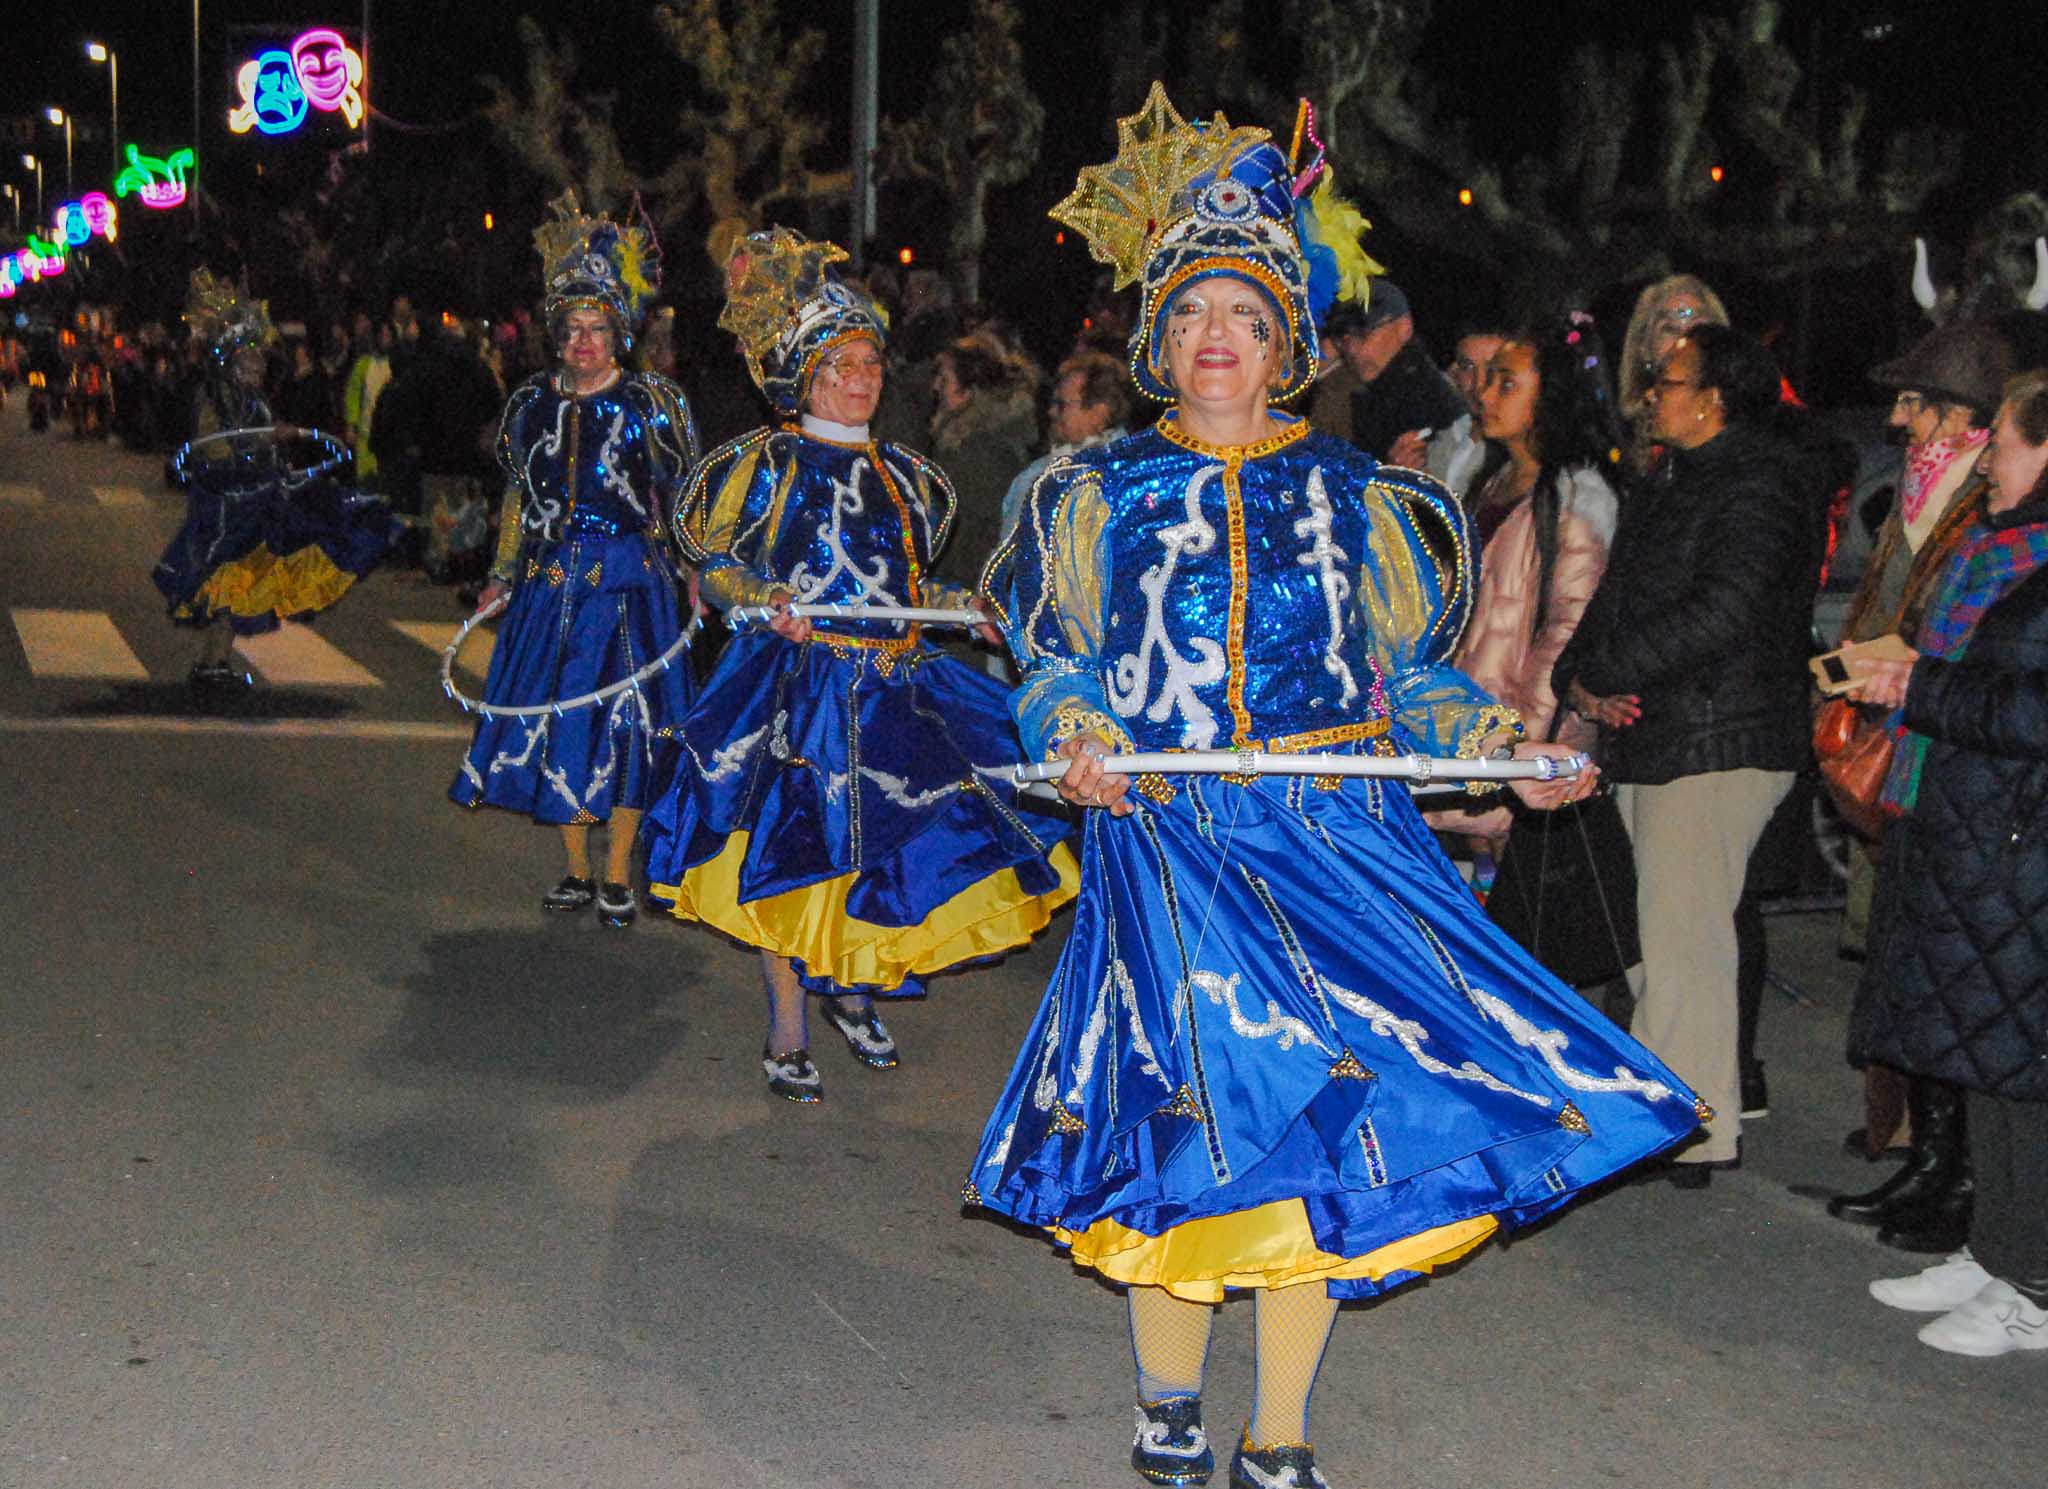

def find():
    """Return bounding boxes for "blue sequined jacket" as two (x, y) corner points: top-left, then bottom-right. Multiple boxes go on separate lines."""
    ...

(491, 371), (700, 578)
(677, 427), (975, 641)
(987, 414), (1518, 761)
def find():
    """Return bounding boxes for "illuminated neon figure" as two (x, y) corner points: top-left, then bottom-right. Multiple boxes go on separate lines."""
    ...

(114, 145), (196, 210)
(228, 29), (364, 136)
(81, 193), (116, 242)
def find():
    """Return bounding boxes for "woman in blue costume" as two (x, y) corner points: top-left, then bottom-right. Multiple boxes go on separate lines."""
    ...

(451, 194), (700, 927)
(646, 229), (1078, 1103)
(154, 269), (396, 688)
(964, 88), (1707, 1489)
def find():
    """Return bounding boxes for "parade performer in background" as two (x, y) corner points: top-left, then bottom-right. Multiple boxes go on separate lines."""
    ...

(647, 229), (1078, 1103)
(154, 269), (397, 689)
(964, 87), (1705, 1489)
(450, 194), (700, 928)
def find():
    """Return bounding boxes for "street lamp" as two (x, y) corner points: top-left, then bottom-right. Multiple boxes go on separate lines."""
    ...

(86, 42), (118, 182)
(43, 110), (73, 198)
(1, 184), (17, 232)
(21, 155), (42, 224)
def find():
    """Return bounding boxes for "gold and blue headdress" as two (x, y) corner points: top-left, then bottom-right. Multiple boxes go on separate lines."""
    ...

(718, 227), (889, 417)
(184, 267), (277, 368)
(534, 191), (660, 350)
(1054, 83), (1383, 403)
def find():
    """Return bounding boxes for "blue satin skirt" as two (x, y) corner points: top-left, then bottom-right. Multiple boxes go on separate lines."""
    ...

(643, 630), (1078, 997)
(966, 771), (1703, 1298)
(450, 533), (694, 824)
(153, 473), (398, 634)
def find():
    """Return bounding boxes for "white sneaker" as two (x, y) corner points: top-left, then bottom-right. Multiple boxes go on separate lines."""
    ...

(1870, 1249), (1992, 1313)
(1917, 1280), (2048, 1357)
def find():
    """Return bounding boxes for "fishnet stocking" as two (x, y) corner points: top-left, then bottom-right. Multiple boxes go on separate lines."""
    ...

(1128, 1285), (1214, 1403)
(761, 952), (807, 1054)
(1248, 1282), (1339, 1448)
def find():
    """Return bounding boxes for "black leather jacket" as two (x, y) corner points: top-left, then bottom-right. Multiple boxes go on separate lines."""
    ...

(1552, 417), (1834, 784)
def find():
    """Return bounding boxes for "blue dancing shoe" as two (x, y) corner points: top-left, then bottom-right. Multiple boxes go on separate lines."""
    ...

(1229, 1433), (1329, 1489)
(762, 1047), (824, 1104)
(820, 1000), (900, 1069)
(1132, 1396), (1213, 1485)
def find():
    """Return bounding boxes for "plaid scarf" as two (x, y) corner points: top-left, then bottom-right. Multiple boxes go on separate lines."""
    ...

(1885, 515), (2048, 809)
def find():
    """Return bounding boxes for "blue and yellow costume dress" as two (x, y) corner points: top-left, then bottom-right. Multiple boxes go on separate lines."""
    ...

(644, 421), (1078, 997)
(153, 382), (397, 634)
(965, 413), (1704, 1301)
(450, 369), (699, 825)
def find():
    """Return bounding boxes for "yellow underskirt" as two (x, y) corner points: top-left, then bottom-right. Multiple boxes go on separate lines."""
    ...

(1055, 1199), (1500, 1303)
(654, 832), (1079, 988)
(181, 543), (360, 622)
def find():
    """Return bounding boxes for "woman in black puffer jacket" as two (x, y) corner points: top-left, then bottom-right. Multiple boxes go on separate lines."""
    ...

(1552, 325), (1837, 1185)
(1841, 368), (2048, 1358)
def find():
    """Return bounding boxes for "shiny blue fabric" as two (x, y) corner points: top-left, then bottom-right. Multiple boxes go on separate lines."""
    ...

(969, 413), (1701, 1296)
(495, 370), (699, 544)
(152, 423), (398, 636)
(450, 370), (698, 825)
(651, 427), (1072, 998)
(681, 428), (974, 625)
(991, 417), (1497, 763)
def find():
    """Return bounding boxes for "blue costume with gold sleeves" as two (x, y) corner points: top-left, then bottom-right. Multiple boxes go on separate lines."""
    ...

(644, 422), (1078, 998)
(964, 412), (1704, 1301)
(449, 369), (698, 824)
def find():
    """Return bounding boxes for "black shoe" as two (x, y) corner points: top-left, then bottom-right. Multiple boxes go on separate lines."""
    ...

(541, 875), (595, 912)
(820, 999), (900, 1069)
(595, 881), (636, 928)
(1828, 1079), (1965, 1224)
(762, 1047), (823, 1103)
(1229, 1432), (1329, 1489)
(1132, 1397), (1213, 1485)
(1627, 1146), (1739, 1189)
(188, 659), (251, 689)
(1740, 1063), (1769, 1120)
(1841, 1126), (1911, 1161)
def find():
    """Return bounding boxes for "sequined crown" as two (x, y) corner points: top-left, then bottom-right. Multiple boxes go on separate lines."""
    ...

(184, 267), (277, 360)
(534, 190), (660, 346)
(1054, 83), (1383, 403)
(719, 228), (888, 417)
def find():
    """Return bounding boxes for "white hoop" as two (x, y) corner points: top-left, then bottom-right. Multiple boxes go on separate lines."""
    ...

(440, 593), (701, 719)
(1009, 750), (1591, 786)
(725, 602), (985, 629)
(174, 424), (351, 487)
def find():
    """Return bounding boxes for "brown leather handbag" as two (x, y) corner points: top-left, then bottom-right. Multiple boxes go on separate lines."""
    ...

(1813, 697), (1897, 843)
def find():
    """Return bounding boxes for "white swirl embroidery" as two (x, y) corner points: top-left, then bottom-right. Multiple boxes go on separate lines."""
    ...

(1189, 970), (1333, 1055)
(787, 457), (899, 605)
(1107, 466), (1227, 747)
(1295, 465), (1358, 708)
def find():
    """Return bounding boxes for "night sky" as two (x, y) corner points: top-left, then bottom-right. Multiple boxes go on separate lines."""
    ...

(1, 1), (2036, 396)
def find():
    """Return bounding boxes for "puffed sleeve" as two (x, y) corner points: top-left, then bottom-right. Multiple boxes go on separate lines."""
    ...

(675, 429), (791, 611)
(983, 457), (1134, 759)
(630, 373), (703, 529)
(878, 444), (975, 611)
(1354, 470), (1522, 759)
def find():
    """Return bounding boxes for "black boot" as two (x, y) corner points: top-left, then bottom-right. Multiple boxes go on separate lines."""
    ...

(1876, 1165), (1975, 1254)
(1826, 1078), (1963, 1225)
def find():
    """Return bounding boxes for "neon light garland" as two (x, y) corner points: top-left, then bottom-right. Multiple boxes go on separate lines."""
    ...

(114, 145), (196, 210)
(228, 29), (364, 136)
(52, 194), (117, 248)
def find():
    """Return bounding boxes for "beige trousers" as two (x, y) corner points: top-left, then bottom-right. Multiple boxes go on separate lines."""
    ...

(1617, 768), (1794, 1164)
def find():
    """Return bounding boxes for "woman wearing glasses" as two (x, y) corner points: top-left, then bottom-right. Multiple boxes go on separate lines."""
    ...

(1556, 324), (1849, 1186)
(650, 230), (1077, 1103)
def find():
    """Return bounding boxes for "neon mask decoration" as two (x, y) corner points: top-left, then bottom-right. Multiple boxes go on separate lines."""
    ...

(229, 50), (309, 136)
(292, 29), (365, 127)
(56, 204), (89, 247)
(228, 29), (365, 136)
(81, 193), (116, 241)
(114, 145), (196, 210)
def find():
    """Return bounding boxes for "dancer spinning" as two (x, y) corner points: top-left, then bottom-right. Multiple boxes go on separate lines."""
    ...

(647, 229), (1077, 1103)
(965, 87), (1705, 1489)
(450, 194), (700, 927)
(154, 269), (396, 688)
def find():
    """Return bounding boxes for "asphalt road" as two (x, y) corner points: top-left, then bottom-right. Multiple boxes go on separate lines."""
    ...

(0, 399), (2035, 1489)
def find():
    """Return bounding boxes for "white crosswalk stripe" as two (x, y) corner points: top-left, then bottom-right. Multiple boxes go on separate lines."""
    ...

(0, 482), (45, 506)
(11, 607), (150, 679)
(89, 484), (147, 507)
(388, 619), (496, 678)
(232, 621), (384, 688)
